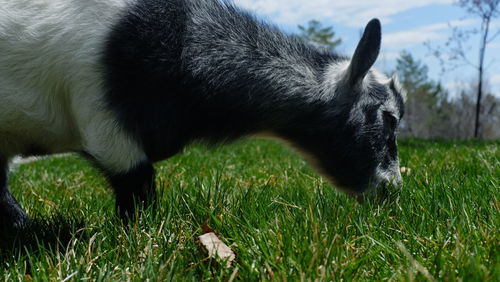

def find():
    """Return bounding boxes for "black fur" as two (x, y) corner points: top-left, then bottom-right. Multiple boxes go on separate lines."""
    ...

(106, 162), (156, 221)
(348, 19), (381, 85)
(0, 158), (29, 229)
(0, 0), (404, 227)
(102, 0), (338, 161)
(101, 0), (402, 196)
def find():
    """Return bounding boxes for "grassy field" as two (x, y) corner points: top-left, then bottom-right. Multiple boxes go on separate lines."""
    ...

(0, 139), (498, 281)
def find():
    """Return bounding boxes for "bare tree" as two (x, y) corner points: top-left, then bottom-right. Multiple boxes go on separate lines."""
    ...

(427, 0), (500, 138)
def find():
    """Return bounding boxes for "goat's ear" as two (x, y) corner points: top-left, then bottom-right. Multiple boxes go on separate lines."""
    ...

(347, 19), (381, 86)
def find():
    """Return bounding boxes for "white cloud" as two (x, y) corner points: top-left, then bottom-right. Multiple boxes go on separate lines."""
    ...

(484, 75), (500, 96)
(380, 50), (401, 61)
(233, 0), (454, 27)
(384, 29), (441, 48)
(383, 19), (478, 48)
(488, 42), (500, 49)
(443, 74), (500, 96)
(491, 74), (500, 84)
(490, 20), (500, 29)
(445, 80), (468, 92)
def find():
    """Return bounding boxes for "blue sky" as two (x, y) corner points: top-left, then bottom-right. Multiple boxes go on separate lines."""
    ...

(233, 0), (500, 97)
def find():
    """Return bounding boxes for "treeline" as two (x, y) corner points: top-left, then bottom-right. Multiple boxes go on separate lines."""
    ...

(395, 51), (500, 140)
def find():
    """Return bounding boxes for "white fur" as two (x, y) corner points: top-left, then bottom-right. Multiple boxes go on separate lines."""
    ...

(325, 61), (402, 120)
(322, 60), (403, 189)
(0, 0), (147, 173)
(375, 160), (402, 189)
(320, 60), (350, 99)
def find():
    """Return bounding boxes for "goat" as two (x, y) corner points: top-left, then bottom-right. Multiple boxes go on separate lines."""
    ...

(0, 0), (406, 228)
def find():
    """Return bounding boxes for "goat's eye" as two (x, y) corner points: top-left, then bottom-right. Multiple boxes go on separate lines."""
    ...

(383, 111), (397, 132)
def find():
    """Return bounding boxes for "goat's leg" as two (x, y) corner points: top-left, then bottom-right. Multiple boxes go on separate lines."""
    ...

(0, 157), (30, 229)
(78, 109), (158, 222)
(105, 162), (156, 222)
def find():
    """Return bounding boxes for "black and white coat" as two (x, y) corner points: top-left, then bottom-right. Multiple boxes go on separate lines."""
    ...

(0, 0), (406, 228)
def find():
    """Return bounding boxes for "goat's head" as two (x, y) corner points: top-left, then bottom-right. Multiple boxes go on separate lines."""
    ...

(280, 19), (406, 200)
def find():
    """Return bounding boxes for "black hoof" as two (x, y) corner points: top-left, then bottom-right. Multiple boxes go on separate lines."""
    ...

(0, 209), (31, 231)
(0, 195), (31, 230)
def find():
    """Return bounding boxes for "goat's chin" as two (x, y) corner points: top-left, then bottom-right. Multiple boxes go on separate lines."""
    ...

(325, 180), (370, 202)
(338, 179), (385, 204)
(352, 179), (403, 205)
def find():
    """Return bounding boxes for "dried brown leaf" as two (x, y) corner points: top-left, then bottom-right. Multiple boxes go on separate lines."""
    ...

(198, 232), (235, 267)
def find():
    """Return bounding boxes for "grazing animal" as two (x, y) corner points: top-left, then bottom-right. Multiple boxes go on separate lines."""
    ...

(0, 0), (405, 228)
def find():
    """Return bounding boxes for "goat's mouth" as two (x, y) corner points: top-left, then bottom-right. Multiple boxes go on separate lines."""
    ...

(353, 178), (402, 204)
(324, 169), (402, 204)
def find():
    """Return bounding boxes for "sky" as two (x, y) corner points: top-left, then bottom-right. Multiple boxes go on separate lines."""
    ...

(232, 0), (500, 97)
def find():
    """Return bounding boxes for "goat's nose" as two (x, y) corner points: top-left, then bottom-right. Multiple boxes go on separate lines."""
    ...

(387, 177), (403, 191)
(393, 181), (403, 191)
(385, 169), (403, 191)
(395, 172), (403, 190)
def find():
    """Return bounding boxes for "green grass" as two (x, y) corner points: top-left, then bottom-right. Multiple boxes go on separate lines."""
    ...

(0, 139), (498, 281)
